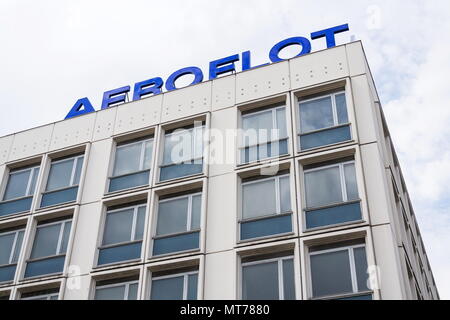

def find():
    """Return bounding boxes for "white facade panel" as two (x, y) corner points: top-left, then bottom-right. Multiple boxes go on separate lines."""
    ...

(8, 124), (53, 161)
(92, 107), (117, 141)
(203, 251), (236, 299)
(0, 134), (13, 165)
(212, 74), (236, 111)
(49, 113), (96, 151)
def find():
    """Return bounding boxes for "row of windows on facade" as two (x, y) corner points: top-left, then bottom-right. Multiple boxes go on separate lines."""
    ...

(0, 89), (352, 217)
(0, 238), (372, 300)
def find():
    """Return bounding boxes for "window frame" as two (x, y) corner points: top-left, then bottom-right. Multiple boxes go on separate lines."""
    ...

(98, 203), (147, 251)
(303, 160), (359, 211)
(1, 165), (40, 202)
(44, 154), (84, 193)
(149, 270), (199, 300)
(154, 192), (202, 239)
(0, 227), (25, 269)
(240, 255), (294, 300)
(239, 104), (289, 164)
(109, 138), (154, 180)
(94, 279), (139, 300)
(308, 243), (372, 300)
(20, 290), (59, 300)
(27, 218), (72, 263)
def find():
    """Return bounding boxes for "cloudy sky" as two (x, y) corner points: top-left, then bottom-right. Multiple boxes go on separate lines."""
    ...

(0, 0), (449, 298)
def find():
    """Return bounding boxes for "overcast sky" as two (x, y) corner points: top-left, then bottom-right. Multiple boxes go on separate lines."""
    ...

(1, 0), (449, 298)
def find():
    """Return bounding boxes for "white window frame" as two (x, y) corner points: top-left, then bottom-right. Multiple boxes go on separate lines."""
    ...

(298, 91), (348, 135)
(303, 160), (358, 210)
(0, 228), (25, 266)
(99, 203), (147, 249)
(150, 270), (198, 300)
(240, 173), (291, 222)
(29, 218), (72, 261)
(155, 192), (202, 238)
(241, 255), (294, 300)
(94, 279), (139, 300)
(45, 155), (84, 192)
(111, 138), (153, 178)
(1, 165), (40, 201)
(161, 125), (205, 167)
(308, 243), (371, 299)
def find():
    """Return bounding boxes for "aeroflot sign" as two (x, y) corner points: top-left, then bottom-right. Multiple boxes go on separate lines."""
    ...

(65, 23), (349, 119)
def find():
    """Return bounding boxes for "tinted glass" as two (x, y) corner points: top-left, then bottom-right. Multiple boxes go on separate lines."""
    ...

(242, 179), (277, 219)
(113, 143), (142, 176)
(95, 285), (126, 300)
(135, 206), (146, 240)
(28, 168), (40, 196)
(103, 209), (134, 245)
(354, 247), (369, 292)
(143, 140), (153, 170)
(30, 223), (61, 259)
(60, 221), (72, 254)
(276, 108), (287, 139)
(242, 261), (279, 300)
(157, 197), (188, 235)
(282, 259), (295, 300)
(12, 230), (25, 262)
(305, 166), (342, 208)
(310, 249), (353, 297)
(300, 96), (333, 132)
(344, 163), (358, 201)
(191, 194), (201, 230)
(46, 159), (74, 191)
(3, 170), (30, 200)
(73, 157), (83, 185)
(187, 274), (198, 300)
(335, 93), (348, 124)
(0, 233), (15, 264)
(279, 176), (291, 213)
(151, 276), (184, 300)
(128, 283), (138, 300)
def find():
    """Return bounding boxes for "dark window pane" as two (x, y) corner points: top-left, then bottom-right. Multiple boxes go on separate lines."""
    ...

(73, 156), (83, 185)
(160, 162), (203, 181)
(241, 214), (292, 240)
(46, 159), (74, 191)
(153, 231), (199, 256)
(354, 247), (369, 292)
(344, 163), (358, 201)
(98, 242), (142, 266)
(157, 197), (189, 235)
(95, 285), (126, 300)
(305, 202), (362, 229)
(310, 250), (353, 297)
(12, 231), (24, 263)
(108, 170), (150, 192)
(30, 224), (61, 259)
(279, 176), (291, 213)
(25, 255), (65, 278)
(4, 170), (30, 200)
(0, 196), (33, 216)
(337, 294), (372, 300)
(60, 221), (72, 254)
(143, 140), (153, 171)
(300, 125), (351, 150)
(135, 206), (146, 241)
(151, 276), (184, 300)
(28, 168), (40, 196)
(191, 195), (201, 230)
(282, 259), (295, 300)
(241, 139), (288, 164)
(0, 233), (15, 264)
(300, 96), (333, 133)
(103, 209), (134, 245)
(40, 186), (78, 207)
(128, 283), (138, 300)
(187, 274), (198, 300)
(242, 261), (279, 300)
(0, 265), (16, 282)
(335, 93), (348, 124)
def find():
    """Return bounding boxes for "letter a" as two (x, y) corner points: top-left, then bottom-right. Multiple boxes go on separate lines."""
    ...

(65, 97), (95, 119)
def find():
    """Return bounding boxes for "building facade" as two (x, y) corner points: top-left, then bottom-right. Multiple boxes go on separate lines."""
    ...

(0, 41), (439, 300)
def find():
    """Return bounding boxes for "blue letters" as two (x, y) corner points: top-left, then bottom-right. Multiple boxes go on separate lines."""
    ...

(133, 78), (163, 101)
(101, 86), (130, 109)
(65, 98), (95, 119)
(165, 66), (204, 91)
(269, 37), (312, 63)
(311, 23), (350, 48)
(242, 51), (269, 71)
(209, 54), (239, 80)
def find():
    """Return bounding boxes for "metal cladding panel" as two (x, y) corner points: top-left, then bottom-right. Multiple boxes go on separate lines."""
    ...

(212, 75), (236, 111)
(161, 82), (212, 123)
(351, 75), (378, 144)
(204, 251), (236, 299)
(92, 107), (117, 141)
(0, 135), (13, 165)
(49, 113), (96, 151)
(8, 124), (53, 161)
(236, 61), (290, 104)
(289, 46), (349, 89)
(114, 94), (162, 135)
(345, 42), (367, 77)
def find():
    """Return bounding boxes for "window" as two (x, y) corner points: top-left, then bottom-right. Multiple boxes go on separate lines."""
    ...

(94, 278), (139, 300)
(309, 241), (371, 300)
(242, 255), (295, 300)
(20, 288), (59, 300)
(0, 228), (25, 283)
(303, 160), (361, 229)
(160, 124), (204, 181)
(0, 165), (40, 217)
(150, 269), (198, 300)
(24, 218), (72, 278)
(98, 203), (146, 266)
(0, 292), (9, 300)
(240, 104), (288, 164)
(240, 173), (292, 240)
(298, 91), (351, 150)
(109, 138), (153, 192)
(153, 192), (201, 256)
(41, 155), (84, 208)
